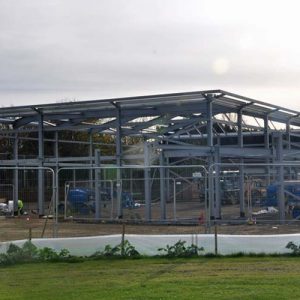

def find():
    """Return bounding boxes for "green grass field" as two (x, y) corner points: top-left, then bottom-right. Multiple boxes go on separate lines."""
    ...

(1, 257), (300, 299)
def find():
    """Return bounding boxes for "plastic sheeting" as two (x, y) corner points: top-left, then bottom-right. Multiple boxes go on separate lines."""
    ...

(1, 234), (300, 256)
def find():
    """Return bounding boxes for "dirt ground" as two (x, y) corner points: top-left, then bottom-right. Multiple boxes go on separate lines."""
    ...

(1, 214), (300, 242)
(1, 201), (299, 242)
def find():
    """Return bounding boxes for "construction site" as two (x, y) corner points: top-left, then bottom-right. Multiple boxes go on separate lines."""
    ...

(1, 89), (300, 240)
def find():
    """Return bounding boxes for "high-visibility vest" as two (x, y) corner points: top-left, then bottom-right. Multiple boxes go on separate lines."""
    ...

(18, 200), (23, 210)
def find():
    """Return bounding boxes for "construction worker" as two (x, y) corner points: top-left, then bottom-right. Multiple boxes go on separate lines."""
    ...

(2, 200), (24, 216)
(17, 199), (24, 215)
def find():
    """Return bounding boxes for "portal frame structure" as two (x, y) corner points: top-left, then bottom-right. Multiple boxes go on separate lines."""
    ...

(1, 90), (300, 220)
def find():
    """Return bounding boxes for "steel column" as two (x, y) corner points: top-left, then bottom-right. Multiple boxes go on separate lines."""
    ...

(264, 115), (271, 185)
(286, 122), (291, 150)
(207, 98), (215, 219)
(286, 121), (293, 180)
(275, 133), (285, 222)
(13, 133), (18, 213)
(208, 165), (214, 219)
(144, 142), (151, 220)
(165, 141), (171, 204)
(207, 99), (213, 147)
(214, 146), (221, 219)
(238, 110), (245, 217)
(89, 133), (93, 189)
(38, 113), (45, 215)
(95, 149), (101, 219)
(54, 131), (59, 235)
(159, 151), (166, 220)
(116, 107), (123, 218)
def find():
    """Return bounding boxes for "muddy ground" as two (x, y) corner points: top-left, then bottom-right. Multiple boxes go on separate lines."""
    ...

(1, 201), (299, 242)
(1, 215), (300, 242)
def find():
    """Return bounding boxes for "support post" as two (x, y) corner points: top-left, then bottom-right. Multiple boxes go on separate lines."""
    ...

(54, 131), (59, 236)
(121, 222), (125, 257)
(38, 113), (45, 215)
(286, 121), (291, 150)
(13, 133), (19, 214)
(159, 151), (166, 220)
(208, 166), (214, 220)
(89, 132), (93, 190)
(95, 149), (101, 219)
(286, 122), (292, 180)
(264, 115), (271, 185)
(214, 146), (221, 219)
(206, 98), (214, 220)
(275, 132), (285, 223)
(144, 142), (151, 221)
(238, 110), (245, 217)
(116, 107), (123, 218)
(207, 99), (213, 148)
(165, 143), (170, 203)
(239, 163), (245, 217)
(214, 222), (218, 255)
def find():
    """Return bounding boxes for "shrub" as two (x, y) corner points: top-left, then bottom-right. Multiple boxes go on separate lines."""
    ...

(38, 247), (59, 261)
(158, 240), (204, 257)
(101, 244), (121, 257)
(93, 240), (140, 258)
(0, 242), (72, 266)
(22, 241), (39, 260)
(38, 247), (71, 262)
(0, 242), (39, 265)
(286, 241), (300, 255)
(122, 240), (140, 257)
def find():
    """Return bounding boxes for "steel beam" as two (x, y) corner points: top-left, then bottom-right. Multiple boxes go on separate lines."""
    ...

(163, 147), (273, 158)
(13, 115), (38, 129)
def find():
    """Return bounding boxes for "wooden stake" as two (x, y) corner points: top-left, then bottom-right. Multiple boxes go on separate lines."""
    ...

(214, 222), (218, 255)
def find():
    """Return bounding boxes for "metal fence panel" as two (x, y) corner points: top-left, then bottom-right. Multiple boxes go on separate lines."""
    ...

(0, 167), (55, 242)
(209, 162), (300, 224)
(58, 165), (208, 223)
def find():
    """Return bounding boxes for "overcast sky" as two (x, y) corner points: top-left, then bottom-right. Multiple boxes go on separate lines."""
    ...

(1, 0), (300, 110)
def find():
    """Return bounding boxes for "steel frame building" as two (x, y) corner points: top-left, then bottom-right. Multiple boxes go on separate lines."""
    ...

(1, 89), (300, 221)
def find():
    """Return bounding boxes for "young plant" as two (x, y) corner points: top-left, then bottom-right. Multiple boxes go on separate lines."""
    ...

(38, 247), (71, 261)
(97, 240), (140, 258)
(286, 241), (300, 255)
(158, 240), (204, 257)
(22, 241), (39, 260)
(0, 241), (39, 265)
(122, 240), (140, 257)
(101, 244), (121, 257)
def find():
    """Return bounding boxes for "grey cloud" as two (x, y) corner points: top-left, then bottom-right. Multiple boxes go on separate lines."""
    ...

(0, 0), (300, 110)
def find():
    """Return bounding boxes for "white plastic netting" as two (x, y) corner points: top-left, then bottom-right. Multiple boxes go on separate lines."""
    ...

(1, 234), (300, 256)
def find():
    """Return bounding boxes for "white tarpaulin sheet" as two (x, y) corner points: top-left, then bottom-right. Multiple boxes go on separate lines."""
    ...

(1, 234), (300, 256)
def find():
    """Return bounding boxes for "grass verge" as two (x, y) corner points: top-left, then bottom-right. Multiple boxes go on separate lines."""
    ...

(1, 256), (300, 299)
